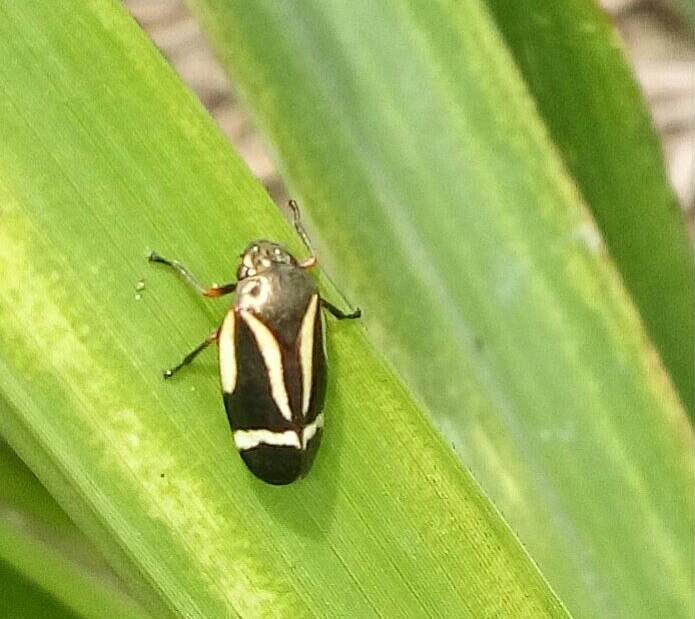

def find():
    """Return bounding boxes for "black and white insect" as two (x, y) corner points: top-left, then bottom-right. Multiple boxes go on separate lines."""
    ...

(148, 201), (360, 485)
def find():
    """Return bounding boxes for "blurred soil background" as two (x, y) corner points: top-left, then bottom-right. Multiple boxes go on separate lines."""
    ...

(125, 0), (695, 235)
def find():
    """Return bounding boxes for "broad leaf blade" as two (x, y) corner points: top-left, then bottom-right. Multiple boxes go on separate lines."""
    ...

(0, 438), (149, 618)
(0, 560), (77, 619)
(486, 0), (695, 415)
(188, 1), (694, 617)
(0, 2), (566, 616)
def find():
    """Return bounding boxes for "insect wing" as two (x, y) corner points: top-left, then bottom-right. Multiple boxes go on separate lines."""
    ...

(219, 290), (326, 485)
(220, 309), (300, 484)
(296, 294), (327, 473)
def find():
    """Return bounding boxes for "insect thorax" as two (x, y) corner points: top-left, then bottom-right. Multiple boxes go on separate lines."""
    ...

(236, 264), (318, 345)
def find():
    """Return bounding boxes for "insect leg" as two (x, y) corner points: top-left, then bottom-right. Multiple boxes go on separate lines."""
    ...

(148, 251), (236, 297)
(287, 202), (360, 318)
(163, 330), (218, 379)
(321, 299), (361, 320)
(288, 200), (318, 269)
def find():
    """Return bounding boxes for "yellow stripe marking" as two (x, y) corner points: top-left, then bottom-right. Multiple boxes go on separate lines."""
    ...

(302, 413), (324, 449)
(234, 429), (301, 450)
(240, 310), (293, 422)
(218, 311), (237, 394)
(299, 295), (319, 416)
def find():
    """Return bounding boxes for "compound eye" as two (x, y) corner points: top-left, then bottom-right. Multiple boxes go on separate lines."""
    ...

(272, 247), (290, 263)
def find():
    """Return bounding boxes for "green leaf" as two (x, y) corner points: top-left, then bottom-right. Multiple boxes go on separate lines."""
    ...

(187, 1), (694, 617)
(0, 439), (149, 618)
(0, 559), (78, 619)
(0, 2), (566, 616)
(485, 0), (695, 415)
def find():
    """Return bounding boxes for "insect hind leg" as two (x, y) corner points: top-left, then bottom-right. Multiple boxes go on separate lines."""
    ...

(321, 299), (361, 320)
(163, 330), (218, 379)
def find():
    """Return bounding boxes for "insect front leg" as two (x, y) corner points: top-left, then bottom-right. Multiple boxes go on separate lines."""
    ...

(148, 251), (236, 297)
(287, 201), (360, 319)
(163, 329), (218, 379)
(321, 299), (361, 320)
(288, 200), (319, 269)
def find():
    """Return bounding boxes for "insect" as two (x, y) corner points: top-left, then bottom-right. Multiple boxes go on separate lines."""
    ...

(148, 201), (360, 485)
